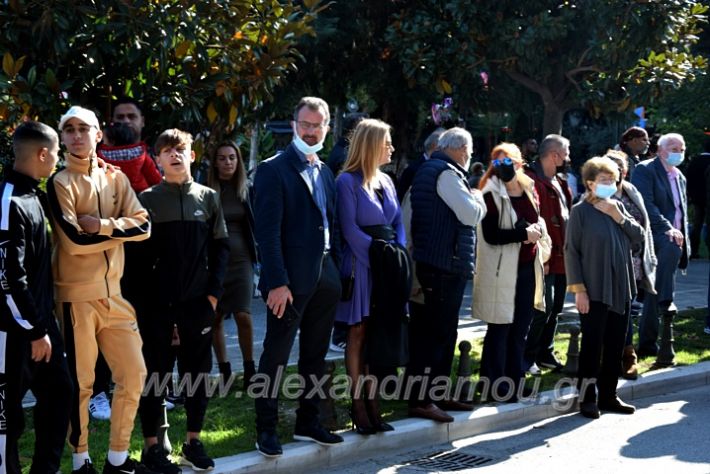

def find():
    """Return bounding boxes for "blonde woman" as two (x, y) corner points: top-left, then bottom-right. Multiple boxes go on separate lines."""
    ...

(207, 142), (257, 386)
(474, 143), (550, 402)
(335, 118), (408, 434)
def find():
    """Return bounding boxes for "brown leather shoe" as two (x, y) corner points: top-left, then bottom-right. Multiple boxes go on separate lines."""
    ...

(408, 403), (454, 423)
(437, 399), (474, 411)
(622, 345), (639, 380)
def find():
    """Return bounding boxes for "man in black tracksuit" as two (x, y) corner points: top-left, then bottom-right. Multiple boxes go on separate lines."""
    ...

(132, 129), (229, 473)
(0, 121), (73, 474)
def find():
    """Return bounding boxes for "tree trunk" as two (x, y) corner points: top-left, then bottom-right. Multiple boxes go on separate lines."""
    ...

(542, 102), (566, 136)
(248, 121), (260, 171)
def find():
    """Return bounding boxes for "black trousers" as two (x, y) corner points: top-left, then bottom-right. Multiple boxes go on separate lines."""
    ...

(690, 203), (705, 256)
(407, 263), (468, 408)
(254, 254), (340, 434)
(1, 322), (73, 474)
(138, 297), (215, 436)
(578, 301), (629, 403)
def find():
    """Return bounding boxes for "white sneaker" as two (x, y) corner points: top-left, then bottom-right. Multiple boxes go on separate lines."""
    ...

(703, 327), (710, 335)
(527, 362), (541, 376)
(329, 341), (346, 353)
(89, 392), (111, 420)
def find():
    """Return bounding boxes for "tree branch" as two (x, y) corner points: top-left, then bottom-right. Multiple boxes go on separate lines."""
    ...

(567, 65), (602, 77)
(565, 65), (603, 94)
(505, 69), (552, 103)
(576, 46), (592, 68)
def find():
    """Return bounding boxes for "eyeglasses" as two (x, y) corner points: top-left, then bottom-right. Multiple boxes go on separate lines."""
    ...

(297, 121), (325, 131)
(492, 157), (513, 167)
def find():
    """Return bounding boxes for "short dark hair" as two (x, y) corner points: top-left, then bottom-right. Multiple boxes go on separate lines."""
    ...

(113, 96), (143, 115)
(293, 96), (330, 124)
(620, 126), (647, 144)
(13, 121), (57, 154)
(538, 134), (569, 159)
(154, 128), (192, 152)
(104, 122), (138, 146)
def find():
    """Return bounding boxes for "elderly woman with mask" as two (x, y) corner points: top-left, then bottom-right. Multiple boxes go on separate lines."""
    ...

(565, 156), (645, 419)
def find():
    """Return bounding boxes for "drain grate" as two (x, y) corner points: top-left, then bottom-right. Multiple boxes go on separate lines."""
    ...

(404, 450), (495, 470)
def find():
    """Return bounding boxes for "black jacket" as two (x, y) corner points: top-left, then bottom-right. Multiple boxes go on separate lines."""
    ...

(0, 169), (53, 340)
(367, 238), (412, 367)
(136, 180), (230, 306)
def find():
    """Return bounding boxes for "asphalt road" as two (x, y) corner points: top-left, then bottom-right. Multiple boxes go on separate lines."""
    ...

(318, 384), (710, 473)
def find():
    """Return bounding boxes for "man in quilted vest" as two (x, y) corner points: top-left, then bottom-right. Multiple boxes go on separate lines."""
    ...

(408, 127), (487, 422)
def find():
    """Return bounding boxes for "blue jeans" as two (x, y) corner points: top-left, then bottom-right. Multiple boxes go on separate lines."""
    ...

(480, 261), (535, 397)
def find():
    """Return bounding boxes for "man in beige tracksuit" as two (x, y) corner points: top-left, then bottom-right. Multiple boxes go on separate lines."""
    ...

(47, 106), (151, 474)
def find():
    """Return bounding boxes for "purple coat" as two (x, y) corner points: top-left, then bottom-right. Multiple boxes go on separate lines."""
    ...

(335, 171), (406, 325)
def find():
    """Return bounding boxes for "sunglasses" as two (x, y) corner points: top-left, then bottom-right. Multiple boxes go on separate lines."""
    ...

(493, 157), (513, 167)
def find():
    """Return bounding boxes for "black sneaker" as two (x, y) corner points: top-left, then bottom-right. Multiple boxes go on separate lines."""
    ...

(141, 444), (182, 474)
(293, 425), (344, 446)
(179, 439), (214, 471)
(102, 457), (158, 474)
(72, 460), (97, 474)
(537, 354), (564, 371)
(256, 431), (283, 458)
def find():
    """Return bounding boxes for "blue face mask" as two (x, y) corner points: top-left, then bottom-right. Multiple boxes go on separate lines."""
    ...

(293, 125), (325, 155)
(666, 152), (684, 167)
(594, 182), (617, 199)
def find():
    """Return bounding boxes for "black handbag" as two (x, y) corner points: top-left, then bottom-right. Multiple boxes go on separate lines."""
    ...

(341, 255), (355, 301)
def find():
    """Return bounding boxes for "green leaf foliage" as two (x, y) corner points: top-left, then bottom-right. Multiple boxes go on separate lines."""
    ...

(0, 0), (320, 149)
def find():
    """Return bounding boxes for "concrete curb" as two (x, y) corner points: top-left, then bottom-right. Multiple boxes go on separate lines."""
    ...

(193, 361), (710, 473)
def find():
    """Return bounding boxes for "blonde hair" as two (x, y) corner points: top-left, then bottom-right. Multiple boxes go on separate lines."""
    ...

(603, 149), (628, 174)
(208, 141), (248, 201)
(581, 156), (620, 191)
(478, 142), (523, 189)
(342, 118), (392, 187)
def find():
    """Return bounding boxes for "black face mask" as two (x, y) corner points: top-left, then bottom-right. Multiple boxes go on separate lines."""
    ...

(556, 161), (571, 174)
(496, 162), (516, 182)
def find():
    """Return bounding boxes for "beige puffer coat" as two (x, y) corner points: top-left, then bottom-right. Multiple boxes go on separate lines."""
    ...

(472, 172), (550, 324)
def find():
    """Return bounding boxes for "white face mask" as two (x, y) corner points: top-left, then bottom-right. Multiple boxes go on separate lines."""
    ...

(293, 125), (325, 155)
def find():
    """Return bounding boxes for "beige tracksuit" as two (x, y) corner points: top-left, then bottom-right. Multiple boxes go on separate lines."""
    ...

(48, 152), (150, 453)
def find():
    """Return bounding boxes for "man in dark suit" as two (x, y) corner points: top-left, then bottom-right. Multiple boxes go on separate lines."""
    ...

(252, 96), (343, 457)
(631, 133), (689, 358)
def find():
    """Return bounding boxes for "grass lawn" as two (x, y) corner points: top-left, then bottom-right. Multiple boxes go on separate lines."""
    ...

(18, 308), (710, 473)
